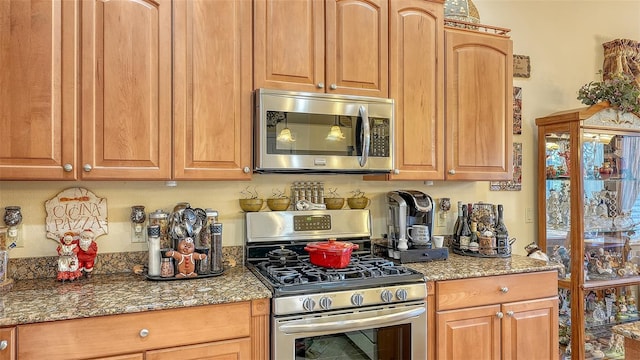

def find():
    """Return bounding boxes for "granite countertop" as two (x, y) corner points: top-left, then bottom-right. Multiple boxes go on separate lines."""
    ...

(0, 253), (559, 327)
(613, 321), (640, 340)
(406, 253), (560, 281)
(0, 266), (271, 327)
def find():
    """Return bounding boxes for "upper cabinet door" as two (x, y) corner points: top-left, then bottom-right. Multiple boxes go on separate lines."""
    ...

(388, 0), (444, 180)
(444, 28), (513, 181)
(0, 0), (77, 180)
(253, 0), (324, 93)
(80, 0), (172, 180)
(173, 0), (253, 180)
(326, 0), (388, 97)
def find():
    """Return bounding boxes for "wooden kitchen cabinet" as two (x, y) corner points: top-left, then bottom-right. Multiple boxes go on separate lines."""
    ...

(17, 300), (269, 360)
(80, 0), (172, 180)
(172, 0), (253, 180)
(435, 271), (559, 360)
(386, 0), (444, 180)
(254, 0), (388, 97)
(443, 25), (513, 181)
(0, 0), (77, 180)
(0, 327), (15, 360)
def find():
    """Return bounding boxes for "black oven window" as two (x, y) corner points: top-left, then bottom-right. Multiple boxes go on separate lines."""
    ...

(294, 324), (411, 360)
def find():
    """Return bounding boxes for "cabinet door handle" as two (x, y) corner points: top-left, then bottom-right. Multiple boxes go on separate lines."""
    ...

(0, 340), (7, 351)
(393, 169), (400, 174)
(496, 312), (504, 319)
(63, 163), (73, 172)
(506, 311), (514, 317)
(448, 169), (456, 175)
(329, 84), (337, 90)
(500, 287), (509, 293)
(317, 82), (324, 89)
(83, 164), (93, 172)
(139, 328), (150, 338)
(243, 166), (250, 174)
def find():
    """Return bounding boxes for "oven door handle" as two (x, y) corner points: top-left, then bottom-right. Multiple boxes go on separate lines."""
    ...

(278, 306), (425, 334)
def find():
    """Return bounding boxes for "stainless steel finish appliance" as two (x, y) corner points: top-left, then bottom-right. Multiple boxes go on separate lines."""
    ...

(245, 210), (427, 360)
(387, 190), (435, 253)
(254, 88), (394, 173)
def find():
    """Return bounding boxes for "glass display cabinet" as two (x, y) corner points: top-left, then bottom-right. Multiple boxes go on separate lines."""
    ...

(536, 103), (640, 359)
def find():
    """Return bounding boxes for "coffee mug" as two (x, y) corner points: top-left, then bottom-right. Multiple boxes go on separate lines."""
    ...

(407, 225), (429, 245)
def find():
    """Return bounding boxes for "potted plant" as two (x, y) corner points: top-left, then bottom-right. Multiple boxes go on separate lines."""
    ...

(267, 188), (290, 211)
(323, 188), (345, 210)
(239, 186), (265, 212)
(577, 70), (640, 115)
(347, 189), (370, 209)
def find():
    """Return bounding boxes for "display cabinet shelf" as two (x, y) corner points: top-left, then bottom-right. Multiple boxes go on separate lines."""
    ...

(537, 104), (640, 360)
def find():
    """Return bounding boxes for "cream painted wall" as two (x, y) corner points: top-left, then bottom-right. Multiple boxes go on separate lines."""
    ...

(2, 0), (639, 260)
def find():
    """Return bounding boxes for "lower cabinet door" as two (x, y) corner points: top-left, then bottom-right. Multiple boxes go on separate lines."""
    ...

(437, 304), (501, 360)
(93, 354), (143, 360)
(145, 338), (251, 360)
(0, 327), (15, 360)
(501, 297), (559, 360)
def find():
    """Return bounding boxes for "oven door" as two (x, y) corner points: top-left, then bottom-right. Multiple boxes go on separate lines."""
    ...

(273, 301), (426, 360)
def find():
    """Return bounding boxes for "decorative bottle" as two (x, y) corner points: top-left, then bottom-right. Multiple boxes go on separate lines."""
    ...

(211, 222), (224, 273)
(453, 201), (463, 242)
(495, 204), (509, 254)
(459, 205), (472, 250)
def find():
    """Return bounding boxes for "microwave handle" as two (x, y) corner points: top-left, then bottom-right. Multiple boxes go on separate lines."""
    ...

(358, 105), (370, 167)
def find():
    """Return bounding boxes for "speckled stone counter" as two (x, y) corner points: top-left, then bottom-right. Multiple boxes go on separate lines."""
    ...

(405, 253), (560, 281)
(0, 266), (271, 327)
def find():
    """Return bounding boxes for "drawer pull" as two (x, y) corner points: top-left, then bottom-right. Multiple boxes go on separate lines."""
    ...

(506, 311), (514, 317)
(0, 340), (7, 350)
(139, 328), (150, 338)
(500, 287), (509, 293)
(496, 312), (504, 319)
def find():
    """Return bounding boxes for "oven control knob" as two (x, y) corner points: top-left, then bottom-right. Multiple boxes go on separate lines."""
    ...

(319, 296), (333, 310)
(396, 289), (408, 301)
(381, 289), (393, 303)
(302, 297), (316, 312)
(351, 293), (364, 307)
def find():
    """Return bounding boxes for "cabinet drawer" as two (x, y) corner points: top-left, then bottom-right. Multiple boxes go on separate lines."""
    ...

(18, 302), (251, 360)
(436, 271), (557, 311)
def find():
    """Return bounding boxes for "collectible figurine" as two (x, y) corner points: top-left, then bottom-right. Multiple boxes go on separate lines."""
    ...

(78, 229), (98, 278)
(165, 237), (207, 278)
(57, 232), (81, 282)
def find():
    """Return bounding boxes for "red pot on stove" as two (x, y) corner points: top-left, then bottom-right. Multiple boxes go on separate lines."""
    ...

(304, 238), (359, 269)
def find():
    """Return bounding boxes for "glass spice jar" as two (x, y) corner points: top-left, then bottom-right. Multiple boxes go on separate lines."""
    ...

(160, 257), (174, 278)
(149, 209), (170, 249)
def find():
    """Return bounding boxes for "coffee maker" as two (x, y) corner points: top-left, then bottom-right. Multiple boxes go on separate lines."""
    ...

(386, 190), (434, 255)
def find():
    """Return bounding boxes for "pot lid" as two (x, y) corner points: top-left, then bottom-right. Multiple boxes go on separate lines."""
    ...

(304, 238), (359, 254)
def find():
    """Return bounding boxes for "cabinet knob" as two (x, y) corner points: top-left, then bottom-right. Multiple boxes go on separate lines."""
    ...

(0, 340), (7, 351)
(329, 84), (337, 90)
(317, 82), (324, 89)
(83, 164), (92, 172)
(393, 169), (400, 174)
(243, 166), (250, 174)
(139, 328), (149, 338)
(448, 169), (456, 175)
(500, 287), (509, 293)
(506, 311), (514, 317)
(496, 312), (504, 319)
(63, 163), (73, 172)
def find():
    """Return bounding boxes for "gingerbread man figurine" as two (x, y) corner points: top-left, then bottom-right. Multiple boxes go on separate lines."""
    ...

(165, 237), (206, 278)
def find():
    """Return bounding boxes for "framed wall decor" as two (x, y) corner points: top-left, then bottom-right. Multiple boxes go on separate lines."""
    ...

(490, 142), (522, 191)
(513, 54), (530, 78)
(513, 86), (522, 134)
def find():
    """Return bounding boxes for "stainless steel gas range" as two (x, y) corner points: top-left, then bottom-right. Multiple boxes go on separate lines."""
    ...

(245, 210), (427, 360)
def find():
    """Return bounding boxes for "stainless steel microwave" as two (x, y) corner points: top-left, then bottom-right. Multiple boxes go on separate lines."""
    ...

(254, 89), (394, 174)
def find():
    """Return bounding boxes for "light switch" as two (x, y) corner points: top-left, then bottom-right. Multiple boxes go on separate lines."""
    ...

(525, 208), (534, 223)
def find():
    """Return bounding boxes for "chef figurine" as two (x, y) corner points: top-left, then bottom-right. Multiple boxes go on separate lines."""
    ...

(57, 232), (81, 282)
(78, 229), (98, 278)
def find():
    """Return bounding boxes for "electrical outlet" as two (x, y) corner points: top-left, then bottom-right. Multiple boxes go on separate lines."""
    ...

(436, 214), (446, 227)
(5, 226), (24, 248)
(525, 208), (534, 223)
